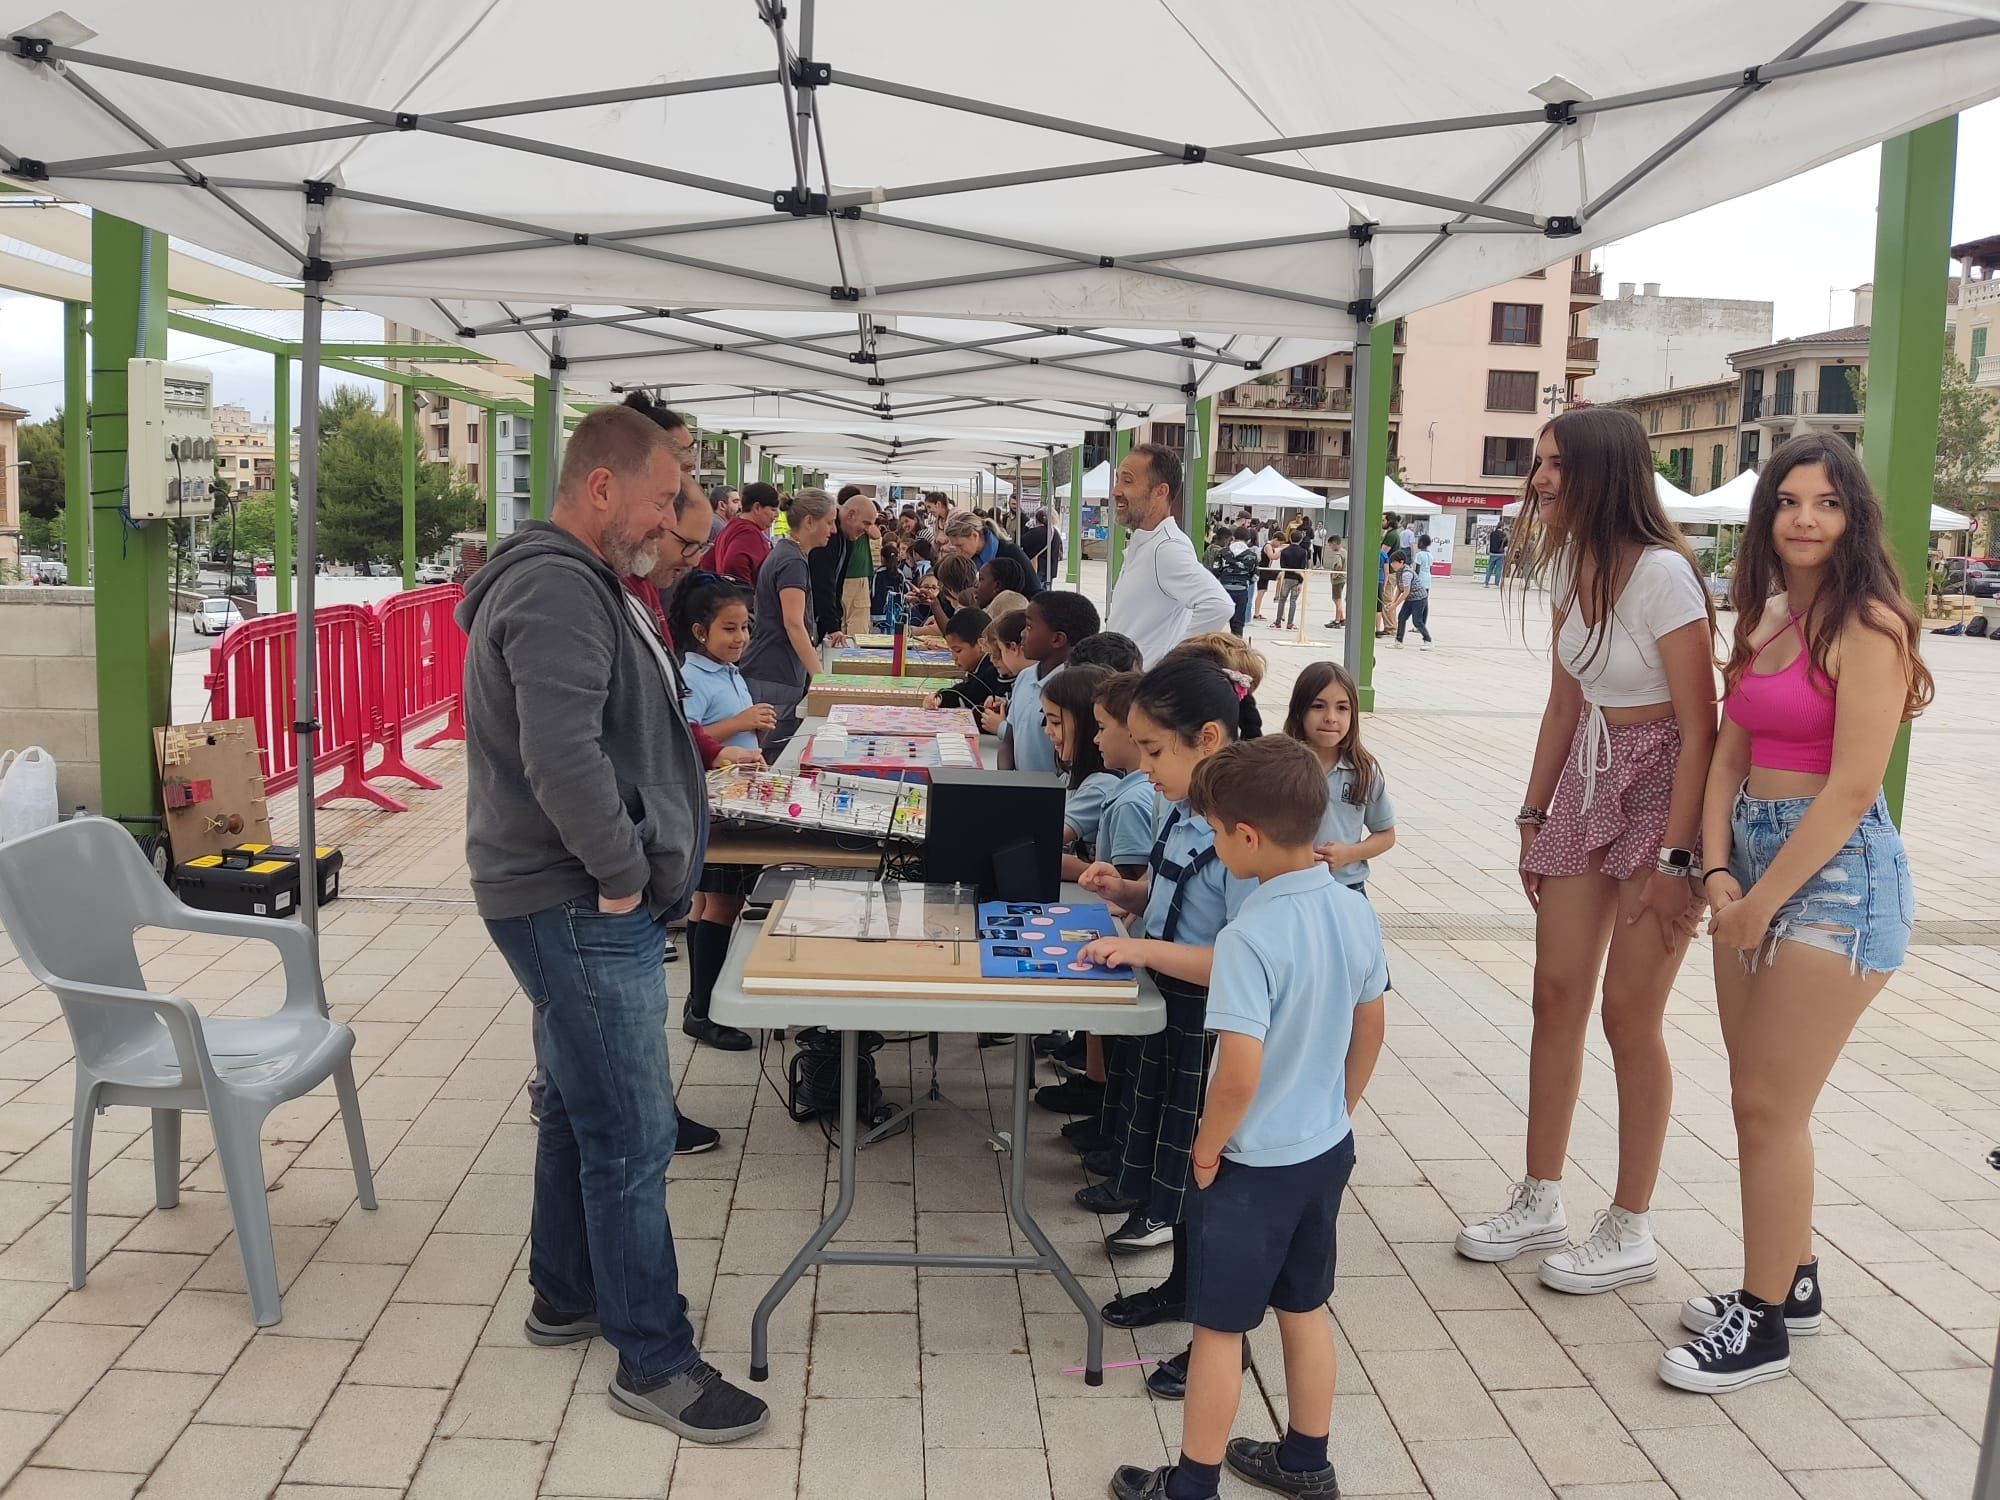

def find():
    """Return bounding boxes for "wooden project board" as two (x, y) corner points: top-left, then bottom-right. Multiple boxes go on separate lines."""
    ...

(741, 896), (1142, 1003)
(805, 676), (949, 716)
(154, 719), (273, 862)
(830, 646), (957, 678)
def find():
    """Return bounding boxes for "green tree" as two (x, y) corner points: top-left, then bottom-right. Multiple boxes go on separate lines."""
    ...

(1847, 354), (2000, 545)
(317, 384), (377, 443)
(315, 408), (475, 565)
(18, 415), (65, 522)
(222, 495), (277, 560)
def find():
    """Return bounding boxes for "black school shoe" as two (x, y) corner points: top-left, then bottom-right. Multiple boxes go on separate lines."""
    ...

(1658, 1297), (1791, 1393)
(1682, 1258), (1823, 1335)
(1105, 1212), (1174, 1252)
(1109, 1465), (1180, 1500)
(1034, 1077), (1104, 1115)
(1102, 1286), (1185, 1329)
(1225, 1438), (1340, 1499)
(1080, 1147), (1119, 1178)
(682, 1015), (754, 1051)
(1146, 1339), (1251, 1400)
(1075, 1182), (1145, 1215)
(675, 1115), (720, 1155)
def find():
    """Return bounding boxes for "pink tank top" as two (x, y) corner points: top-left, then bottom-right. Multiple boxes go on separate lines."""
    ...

(1723, 615), (1835, 774)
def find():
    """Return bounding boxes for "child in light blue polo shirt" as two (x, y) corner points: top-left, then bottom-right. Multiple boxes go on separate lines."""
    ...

(670, 576), (771, 753)
(1283, 661), (1397, 892)
(1001, 590), (1100, 776)
(1107, 734), (1385, 1500)
(1091, 672), (1161, 876)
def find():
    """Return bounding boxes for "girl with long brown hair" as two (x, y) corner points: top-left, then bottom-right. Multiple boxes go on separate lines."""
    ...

(1659, 433), (1928, 1393)
(1455, 407), (1716, 1297)
(1283, 662), (1396, 894)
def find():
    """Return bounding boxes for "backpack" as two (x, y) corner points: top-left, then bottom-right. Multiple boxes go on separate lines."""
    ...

(1212, 545), (1258, 590)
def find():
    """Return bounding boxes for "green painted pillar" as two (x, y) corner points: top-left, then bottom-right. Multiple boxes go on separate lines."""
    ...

(482, 403), (498, 551)
(401, 388), (418, 590)
(759, 450), (774, 485)
(1863, 118), (1957, 822)
(1108, 428), (1134, 590)
(725, 434), (743, 488)
(529, 376), (552, 521)
(1066, 446), (1082, 585)
(89, 214), (170, 828)
(272, 355), (292, 612)
(63, 301), (88, 575)
(1188, 395), (1213, 544)
(1354, 321), (1395, 712)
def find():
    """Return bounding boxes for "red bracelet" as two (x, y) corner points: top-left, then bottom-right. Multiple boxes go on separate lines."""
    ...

(1193, 1153), (1220, 1172)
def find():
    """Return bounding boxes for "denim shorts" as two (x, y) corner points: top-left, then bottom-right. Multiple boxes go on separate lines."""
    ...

(1728, 787), (1913, 977)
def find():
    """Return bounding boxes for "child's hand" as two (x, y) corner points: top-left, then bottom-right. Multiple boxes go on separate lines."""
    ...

(715, 746), (764, 768)
(744, 703), (778, 735)
(1315, 841), (1361, 869)
(922, 692), (941, 710)
(1191, 1156), (1219, 1191)
(1077, 861), (1120, 898)
(1078, 935), (1143, 971)
(979, 700), (1006, 734)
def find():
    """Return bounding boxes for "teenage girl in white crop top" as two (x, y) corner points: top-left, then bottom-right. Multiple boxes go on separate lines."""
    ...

(1453, 408), (1718, 1301)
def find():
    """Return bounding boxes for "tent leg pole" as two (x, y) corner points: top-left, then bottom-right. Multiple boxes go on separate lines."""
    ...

(1343, 253), (1377, 702)
(295, 247), (326, 938)
(1065, 445), (1081, 586)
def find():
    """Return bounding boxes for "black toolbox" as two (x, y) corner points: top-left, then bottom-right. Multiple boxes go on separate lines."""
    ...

(172, 843), (343, 918)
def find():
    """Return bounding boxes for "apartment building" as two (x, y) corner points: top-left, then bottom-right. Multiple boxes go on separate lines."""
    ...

(211, 402), (275, 498)
(1583, 283), (1773, 404)
(0, 398), (23, 572)
(1952, 232), (2000, 510)
(1726, 325), (1871, 476)
(1612, 378), (1739, 493)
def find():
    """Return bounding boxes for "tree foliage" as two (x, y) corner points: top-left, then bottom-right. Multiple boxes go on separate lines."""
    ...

(315, 407), (475, 564)
(317, 384), (377, 443)
(1846, 353), (2000, 542)
(19, 415), (65, 521)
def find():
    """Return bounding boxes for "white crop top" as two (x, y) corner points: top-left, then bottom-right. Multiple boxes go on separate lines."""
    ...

(1553, 546), (1709, 707)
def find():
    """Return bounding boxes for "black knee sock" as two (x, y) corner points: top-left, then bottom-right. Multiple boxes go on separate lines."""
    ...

(1155, 1220), (1190, 1302)
(1277, 1427), (1329, 1473)
(684, 920), (731, 1023)
(1166, 1455), (1220, 1500)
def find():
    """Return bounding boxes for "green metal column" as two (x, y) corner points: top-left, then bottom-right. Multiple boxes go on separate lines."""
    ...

(401, 388), (417, 589)
(482, 404), (498, 552)
(529, 376), (552, 521)
(272, 355), (292, 612)
(63, 301), (88, 574)
(759, 450), (774, 485)
(1353, 321), (1395, 713)
(1863, 118), (1958, 822)
(1108, 428), (1134, 590)
(725, 434), (743, 489)
(89, 214), (170, 828)
(1066, 446), (1082, 585)
(1187, 395), (1213, 544)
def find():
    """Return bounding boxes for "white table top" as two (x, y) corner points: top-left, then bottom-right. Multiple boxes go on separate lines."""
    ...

(710, 883), (1167, 1037)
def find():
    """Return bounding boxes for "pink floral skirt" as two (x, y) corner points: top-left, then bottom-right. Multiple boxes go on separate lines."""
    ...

(1524, 709), (1683, 882)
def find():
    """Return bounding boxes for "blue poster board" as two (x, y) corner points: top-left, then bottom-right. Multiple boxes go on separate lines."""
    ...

(976, 900), (1133, 981)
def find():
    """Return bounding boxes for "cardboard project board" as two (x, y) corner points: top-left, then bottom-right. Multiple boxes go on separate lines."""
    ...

(154, 719), (273, 862)
(831, 645), (957, 678)
(977, 900), (1132, 982)
(826, 704), (979, 736)
(801, 727), (979, 781)
(742, 896), (1142, 1002)
(805, 675), (949, 716)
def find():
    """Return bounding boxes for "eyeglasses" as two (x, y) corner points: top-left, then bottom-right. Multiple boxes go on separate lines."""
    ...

(664, 529), (712, 562)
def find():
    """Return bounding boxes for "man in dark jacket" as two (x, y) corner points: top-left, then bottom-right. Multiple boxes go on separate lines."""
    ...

(808, 490), (879, 637)
(459, 403), (767, 1446)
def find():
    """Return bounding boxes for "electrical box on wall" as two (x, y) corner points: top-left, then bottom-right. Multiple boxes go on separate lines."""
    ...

(127, 359), (216, 520)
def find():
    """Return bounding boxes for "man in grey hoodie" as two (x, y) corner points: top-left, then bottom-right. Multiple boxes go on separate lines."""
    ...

(459, 402), (767, 1444)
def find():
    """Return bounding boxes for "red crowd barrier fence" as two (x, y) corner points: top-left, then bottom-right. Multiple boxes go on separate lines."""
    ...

(366, 585), (466, 791)
(206, 602), (410, 813)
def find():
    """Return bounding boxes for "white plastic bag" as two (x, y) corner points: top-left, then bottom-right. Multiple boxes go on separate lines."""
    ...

(0, 746), (59, 843)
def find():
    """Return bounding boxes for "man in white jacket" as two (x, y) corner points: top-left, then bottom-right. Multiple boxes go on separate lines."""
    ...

(1104, 443), (1234, 669)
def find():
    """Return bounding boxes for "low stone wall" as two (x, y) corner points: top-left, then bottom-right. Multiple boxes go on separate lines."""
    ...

(0, 585), (100, 813)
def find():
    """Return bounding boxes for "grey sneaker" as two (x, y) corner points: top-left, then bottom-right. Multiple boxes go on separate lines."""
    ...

(609, 1359), (768, 1444)
(524, 1296), (599, 1346)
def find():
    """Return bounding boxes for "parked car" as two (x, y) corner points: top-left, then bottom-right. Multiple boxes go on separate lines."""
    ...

(192, 597), (243, 635)
(415, 565), (449, 585)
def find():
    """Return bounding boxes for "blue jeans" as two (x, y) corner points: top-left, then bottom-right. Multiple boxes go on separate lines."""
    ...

(1224, 585), (1251, 636)
(1728, 787), (1913, 976)
(487, 896), (697, 1383)
(1396, 594), (1431, 642)
(1484, 554), (1503, 585)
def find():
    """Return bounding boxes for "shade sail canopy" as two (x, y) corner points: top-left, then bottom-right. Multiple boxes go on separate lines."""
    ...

(825, 467), (1012, 497)
(681, 414), (1083, 473)
(3, 0), (1995, 360)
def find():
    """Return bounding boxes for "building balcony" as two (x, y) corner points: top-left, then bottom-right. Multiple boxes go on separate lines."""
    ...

(1218, 385), (1352, 414)
(1572, 269), (1603, 299)
(1214, 449), (1350, 483)
(1567, 335), (1599, 365)
(1753, 390), (1862, 427)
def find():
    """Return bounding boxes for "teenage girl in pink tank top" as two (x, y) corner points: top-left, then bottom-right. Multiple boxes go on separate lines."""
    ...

(1658, 434), (1932, 1396)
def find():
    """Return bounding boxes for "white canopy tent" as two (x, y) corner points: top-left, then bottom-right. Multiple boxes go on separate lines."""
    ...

(1500, 472), (1694, 519)
(1208, 467), (1259, 498)
(1381, 476), (1444, 518)
(1076, 461), (1114, 500)
(1214, 465), (1321, 510)
(11, 0), (1997, 930)
(678, 413), (1083, 475)
(825, 468), (1013, 498)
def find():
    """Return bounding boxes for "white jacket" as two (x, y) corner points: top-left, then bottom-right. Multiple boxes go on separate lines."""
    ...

(1105, 516), (1234, 669)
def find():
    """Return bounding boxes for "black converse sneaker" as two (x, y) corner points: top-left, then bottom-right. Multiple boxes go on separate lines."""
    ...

(1681, 1259), (1822, 1335)
(1658, 1296), (1790, 1392)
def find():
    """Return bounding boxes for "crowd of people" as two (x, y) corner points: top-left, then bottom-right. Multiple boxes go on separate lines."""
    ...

(455, 395), (1927, 1498)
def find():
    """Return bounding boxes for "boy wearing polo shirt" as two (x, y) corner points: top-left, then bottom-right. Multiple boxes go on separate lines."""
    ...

(1111, 736), (1386, 1500)
(1000, 590), (1099, 776)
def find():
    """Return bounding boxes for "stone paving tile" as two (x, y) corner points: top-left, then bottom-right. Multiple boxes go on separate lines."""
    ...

(9, 577), (2000, 1495)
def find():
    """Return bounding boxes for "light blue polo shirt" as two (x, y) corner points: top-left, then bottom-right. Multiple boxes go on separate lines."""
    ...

(1095, 770), (1160, 870)
(1063, 770), (1120, 855)
(1004, 660), (1059, 776)
(1313, 761), (1397, 888)
(1207, 864), (1388, 1166)
(681, 653), (758, 751)
(1140, 804), (1256, 948)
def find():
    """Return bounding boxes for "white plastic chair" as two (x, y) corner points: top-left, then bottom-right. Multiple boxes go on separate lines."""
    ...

(0, 817), (375, 1325)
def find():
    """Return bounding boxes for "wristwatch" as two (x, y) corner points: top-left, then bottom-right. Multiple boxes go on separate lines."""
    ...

(1656, 847), (1696, 876)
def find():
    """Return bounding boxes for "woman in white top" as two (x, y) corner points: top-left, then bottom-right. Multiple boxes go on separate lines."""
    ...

(1455, 408), (1717, 1297)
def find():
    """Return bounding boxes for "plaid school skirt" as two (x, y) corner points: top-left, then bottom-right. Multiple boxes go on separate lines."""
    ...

(1107, 974), (1213, 1227)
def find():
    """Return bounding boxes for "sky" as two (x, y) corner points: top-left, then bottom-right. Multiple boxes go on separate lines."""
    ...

(0, 99), (1996, 426)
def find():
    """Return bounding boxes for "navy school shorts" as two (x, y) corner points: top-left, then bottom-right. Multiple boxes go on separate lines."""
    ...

(1186, 1130), (1356, 1333)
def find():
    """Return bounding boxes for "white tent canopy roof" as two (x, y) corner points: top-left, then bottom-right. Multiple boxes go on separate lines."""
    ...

(1215, 465), (1321, 507)
(678, 413), (1083, 473)
(1077, 461), (1113, 500)
(826, 467), (1012, 497)
(1501, 467), (1978, 532)
(3, 0), (1995, 369)
(1208, 467), (1259, 498)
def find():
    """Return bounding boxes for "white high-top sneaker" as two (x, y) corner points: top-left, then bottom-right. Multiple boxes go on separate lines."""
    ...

(1538, 1205), (1658, 1294)
(1454, 1177), (1568, 1263)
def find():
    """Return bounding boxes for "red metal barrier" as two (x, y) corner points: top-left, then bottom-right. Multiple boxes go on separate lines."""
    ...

(367, 585), (466, 790)
(205, 603), (409, 813)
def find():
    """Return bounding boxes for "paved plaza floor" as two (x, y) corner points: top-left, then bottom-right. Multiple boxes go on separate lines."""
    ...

(10, 567), (2000, 1498)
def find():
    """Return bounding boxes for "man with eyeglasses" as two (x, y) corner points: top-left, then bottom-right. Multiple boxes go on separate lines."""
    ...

(459, 401), (770, 1446)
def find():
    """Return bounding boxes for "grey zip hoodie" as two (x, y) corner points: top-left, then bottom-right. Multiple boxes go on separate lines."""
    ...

(457, 521), (706, 922)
